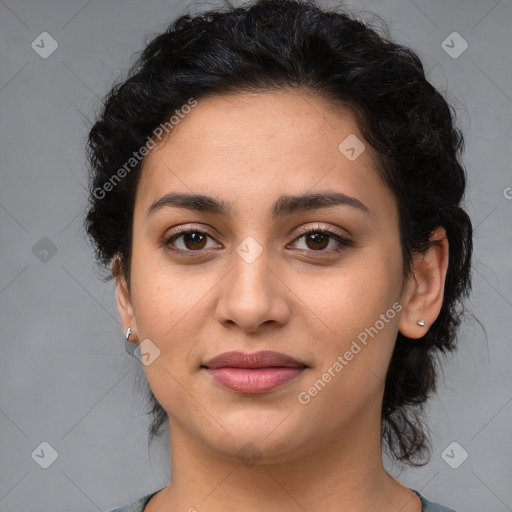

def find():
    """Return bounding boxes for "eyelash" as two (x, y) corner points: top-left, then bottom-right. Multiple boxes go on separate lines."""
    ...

(164, 224), (354, 256)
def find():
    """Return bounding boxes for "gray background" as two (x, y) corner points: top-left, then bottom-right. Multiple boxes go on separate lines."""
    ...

(0, 0), (511, 510)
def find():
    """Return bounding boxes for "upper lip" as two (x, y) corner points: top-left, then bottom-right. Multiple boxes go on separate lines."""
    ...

(202, 350), (308, 369)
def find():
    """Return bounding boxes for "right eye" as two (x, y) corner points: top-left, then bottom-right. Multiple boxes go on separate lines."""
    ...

(165, 227), (222, 253)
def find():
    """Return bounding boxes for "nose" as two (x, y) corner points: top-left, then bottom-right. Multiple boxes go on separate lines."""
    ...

(215, 248), (291, 333)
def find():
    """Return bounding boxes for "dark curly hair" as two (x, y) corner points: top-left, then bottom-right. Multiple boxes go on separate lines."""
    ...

(84, 0), (472, 467)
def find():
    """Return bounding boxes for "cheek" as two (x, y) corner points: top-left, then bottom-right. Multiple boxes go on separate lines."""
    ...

(128, 246), (209, 414)
(128, 242), (228, 394)
(298, 252), (400, 330)
(292, 269), (401, 423)
(290, 245), (402, 375)
(129, 242), (213, 330)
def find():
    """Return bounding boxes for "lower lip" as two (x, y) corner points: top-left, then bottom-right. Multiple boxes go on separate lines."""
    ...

(204, 367), (306, 394)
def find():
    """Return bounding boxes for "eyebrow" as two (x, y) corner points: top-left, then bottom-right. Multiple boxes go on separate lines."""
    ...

(146, 191), (371, 219)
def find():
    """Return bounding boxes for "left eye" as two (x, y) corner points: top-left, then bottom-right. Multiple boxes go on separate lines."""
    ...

(290, 230), (352, 251)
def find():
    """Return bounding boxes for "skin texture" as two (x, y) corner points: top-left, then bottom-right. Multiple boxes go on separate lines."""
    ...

(114, 89), (449, 512)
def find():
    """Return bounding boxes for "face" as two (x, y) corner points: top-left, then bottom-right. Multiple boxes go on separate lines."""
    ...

(117, 89), (412, 463)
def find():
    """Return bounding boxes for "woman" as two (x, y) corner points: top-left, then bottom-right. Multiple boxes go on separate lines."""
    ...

(85, 0), (472, 510)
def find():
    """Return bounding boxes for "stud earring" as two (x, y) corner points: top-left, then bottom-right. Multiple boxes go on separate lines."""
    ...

(417, 319), (425, 327)
(125, 327), (133, 341)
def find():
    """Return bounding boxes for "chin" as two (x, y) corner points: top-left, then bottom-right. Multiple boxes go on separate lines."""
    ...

(200, 412), (309, 463)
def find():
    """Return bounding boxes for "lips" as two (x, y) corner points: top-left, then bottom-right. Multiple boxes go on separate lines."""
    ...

(201, 350), (308, 394)
(202, 350), (308, 370)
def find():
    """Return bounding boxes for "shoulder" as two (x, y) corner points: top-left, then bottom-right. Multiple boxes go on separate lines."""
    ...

(410, 489), (459, 512)
(108, 489), (162, 512)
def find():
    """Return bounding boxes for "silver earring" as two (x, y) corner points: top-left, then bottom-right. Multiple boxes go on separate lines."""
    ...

(417, 320), (425, 327)
(125, 327), (136, 357)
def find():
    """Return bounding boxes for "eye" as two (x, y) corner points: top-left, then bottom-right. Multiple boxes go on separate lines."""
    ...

(165, 227), (221, 252)
(288, 225), (354, 253)
(163, 224), (353, 255)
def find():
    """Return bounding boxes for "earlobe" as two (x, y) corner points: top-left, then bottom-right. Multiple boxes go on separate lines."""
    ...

(398, 227), (449, 339)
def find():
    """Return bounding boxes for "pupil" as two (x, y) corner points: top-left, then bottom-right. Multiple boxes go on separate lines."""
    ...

(185, 232), (206, 249)
(307, 233), (328, 250)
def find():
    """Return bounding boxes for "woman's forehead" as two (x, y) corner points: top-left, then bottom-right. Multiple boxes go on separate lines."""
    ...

(138, 90), (382, 195)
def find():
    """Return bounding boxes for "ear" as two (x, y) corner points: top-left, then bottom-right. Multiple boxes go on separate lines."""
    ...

(112, 254), (138, 340)
(398, 227), (449, 339)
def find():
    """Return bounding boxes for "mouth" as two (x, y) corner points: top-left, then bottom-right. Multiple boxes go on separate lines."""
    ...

(201, 350), (309, 394)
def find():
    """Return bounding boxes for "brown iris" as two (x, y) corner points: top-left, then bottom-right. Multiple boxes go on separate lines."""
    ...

(182, 232), (207, 250)
(306, 233), (329, 250)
